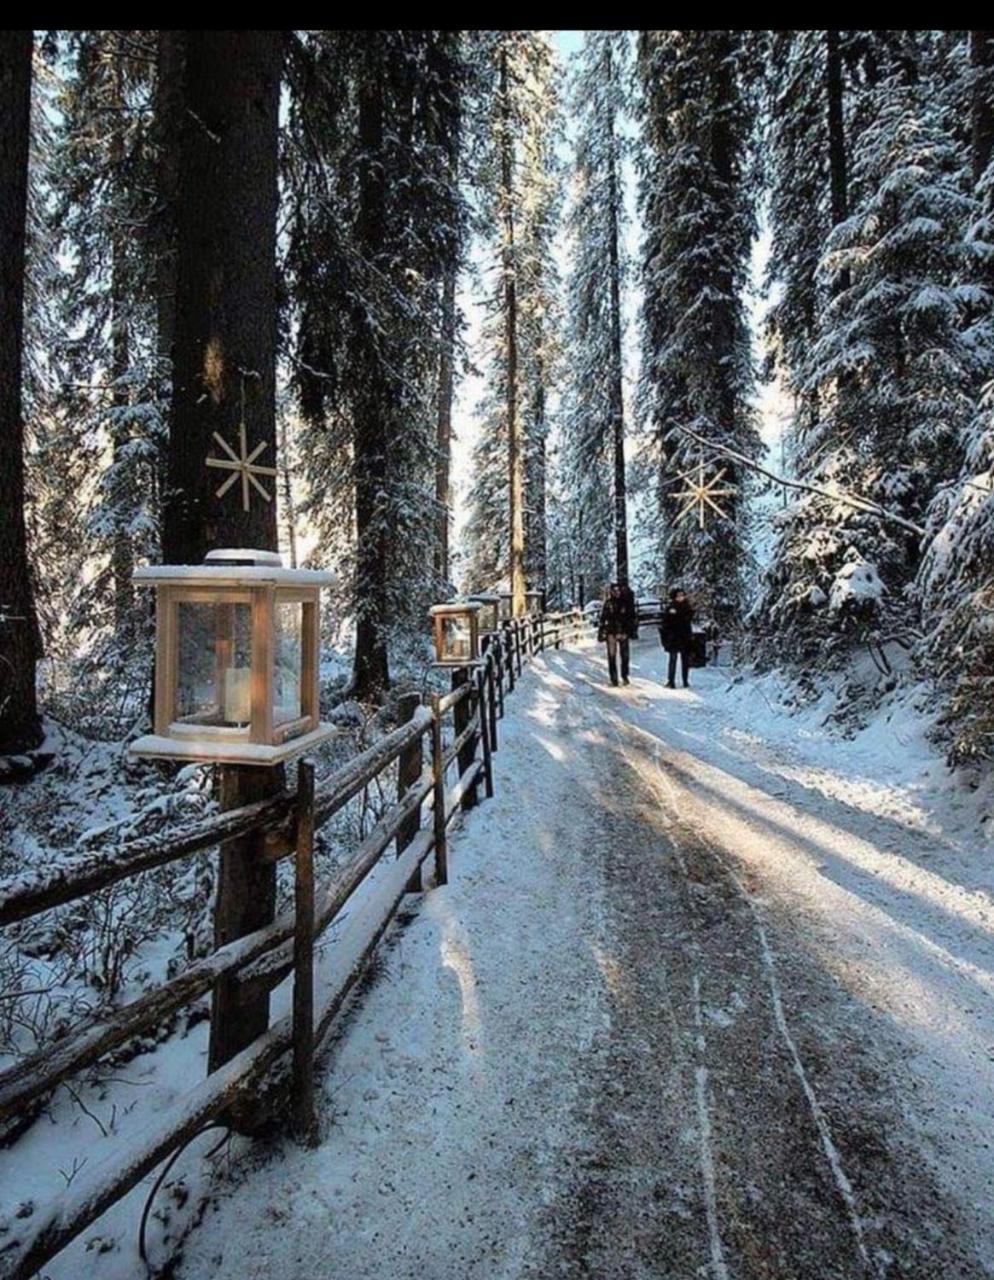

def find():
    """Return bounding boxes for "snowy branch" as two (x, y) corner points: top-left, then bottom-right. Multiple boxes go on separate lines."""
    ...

(668, 424), (927, 538)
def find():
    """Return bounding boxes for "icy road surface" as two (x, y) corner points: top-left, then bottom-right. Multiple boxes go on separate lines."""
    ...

(177, 641), (994, 1280)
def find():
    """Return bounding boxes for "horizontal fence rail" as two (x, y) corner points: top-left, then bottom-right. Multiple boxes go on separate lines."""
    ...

(0, 607), (591, 1280)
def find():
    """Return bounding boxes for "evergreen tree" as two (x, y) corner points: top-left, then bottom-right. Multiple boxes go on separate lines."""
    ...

(560, 30), (630, 598)
(917, 32), (994, 758)
(637, 30), (760, 625)
(286, 31), (468, 697)
(770, 68), (975, 670)
(0, 29), (43, 757)
(51, 32), (162, 639)
(464, 31), (561, 607)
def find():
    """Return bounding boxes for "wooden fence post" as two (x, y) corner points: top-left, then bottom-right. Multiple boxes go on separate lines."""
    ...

(515, 620), (523, 677)
(486, 654), (499, 751)
(430, 693), (448, 885)
(494, 636), (505, 719)
(209, 765), (279, 1085)
(505, 623), (516, 692)
(452, 667), (479, 811)
(395, 691), (424, 893)
(292, 759), (317, 1144)
(476, 666), (495, 798)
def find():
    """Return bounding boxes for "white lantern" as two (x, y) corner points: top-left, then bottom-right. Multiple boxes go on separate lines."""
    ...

(468, 593), (500, 636)
(497, 592), (513, 622)
(129, 549), (334, 766)
(525, 588), (544, 616)
(429, 602), (482, 666)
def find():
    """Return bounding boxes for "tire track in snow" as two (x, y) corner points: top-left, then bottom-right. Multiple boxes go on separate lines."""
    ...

(691, 973), (731, 1280)
(648, 738), (876, 1278)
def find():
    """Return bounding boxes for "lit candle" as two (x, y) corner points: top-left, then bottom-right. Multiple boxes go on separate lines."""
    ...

(225, 667), (251, 724)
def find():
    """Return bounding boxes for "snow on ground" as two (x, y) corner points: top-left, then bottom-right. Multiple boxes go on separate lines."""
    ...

(166, 639), (994, 1280)
(6, 638), (994, 1277)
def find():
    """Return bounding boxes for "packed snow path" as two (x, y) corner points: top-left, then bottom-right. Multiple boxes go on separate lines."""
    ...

(178, 641), (994, 1280)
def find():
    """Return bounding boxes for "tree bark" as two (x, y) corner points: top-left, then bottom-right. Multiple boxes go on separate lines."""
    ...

(434, 262), (457, 590)
(500, 46), (525, 617)
(527, 372), (547, 591)
(351, 48), (391, 698)
(971, 32), (994, 190)
(162, 30), (283, 1081)
(604, 43), (629, 587)
(153, 30), (184, 393)
(162, 30), (281, 567)
(0, 30), (43, 757)
(707, 32), (740, 542)
(109, 44), (133, 633)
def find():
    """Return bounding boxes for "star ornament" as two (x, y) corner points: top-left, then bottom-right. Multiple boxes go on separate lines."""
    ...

(671, 463), (737, 530)
(206, 422), (277, 513)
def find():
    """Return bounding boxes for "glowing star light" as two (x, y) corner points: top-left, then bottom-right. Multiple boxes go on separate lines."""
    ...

(206, 422), (277, 514)
(671, 462), (737, 529)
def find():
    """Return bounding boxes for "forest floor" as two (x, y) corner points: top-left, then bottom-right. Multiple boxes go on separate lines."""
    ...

(156, 639), (994, 1280)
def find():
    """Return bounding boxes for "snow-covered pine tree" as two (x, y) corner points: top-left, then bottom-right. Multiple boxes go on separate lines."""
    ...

(39, 31), (164, 731)
(559, 31), (631, 600)
(752, 29), (853, 664)
(519, 48), (562, 599)
(286, 31), (468, 697)
(773, 58), (976, 677)
(917, 32), (994, 760)
(637, 30), (760, 626)
(464, 31), (561, 607)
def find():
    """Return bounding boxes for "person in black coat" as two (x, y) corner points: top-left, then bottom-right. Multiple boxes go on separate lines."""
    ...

(617, 582), (638, 642)
(598, 583), (631, 686)
(658, 588), (694, 689)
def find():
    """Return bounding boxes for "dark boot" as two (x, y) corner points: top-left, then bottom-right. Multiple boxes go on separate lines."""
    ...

(608, 655), (619, 686)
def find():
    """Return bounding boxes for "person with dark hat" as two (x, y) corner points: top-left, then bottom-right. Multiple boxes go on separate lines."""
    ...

(658, 588), (695, 689)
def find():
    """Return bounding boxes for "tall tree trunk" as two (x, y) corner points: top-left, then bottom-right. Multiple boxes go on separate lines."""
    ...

(153, 29), (184, 406)
(707, 32), (741, 586)
(500, 47), (525, 616)
(163, 31), (281, 566)
(164, 31), (282, 1080)
(109, 45), (133, 633)
(826, 29), (850, 295)
(528, 372), (547, 591)
(0, 30), (43, 757)
(147, 30), (184, 722)
(971, 32), (994, 189)
(604, 44), (629, 587)
(352, 50), (391, 697)
(434, 262), (456, 590)
(279, 412), (298, 569)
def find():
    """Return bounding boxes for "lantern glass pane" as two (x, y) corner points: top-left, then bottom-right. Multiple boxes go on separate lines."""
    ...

(476, 602), (498, 632)
(442, 614), (472, 662)
(175, 601), (252, 728)
(274, 599), (303, 727)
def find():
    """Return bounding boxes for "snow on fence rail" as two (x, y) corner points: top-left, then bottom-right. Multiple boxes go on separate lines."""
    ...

(0, 608), (589, 1280)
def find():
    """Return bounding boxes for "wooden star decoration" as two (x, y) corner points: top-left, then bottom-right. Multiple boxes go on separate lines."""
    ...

(206, 422), (277, 513)
(671, 462), (737, 529)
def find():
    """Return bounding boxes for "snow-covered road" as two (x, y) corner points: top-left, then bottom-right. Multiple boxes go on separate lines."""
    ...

(176, 640), (994, 1279)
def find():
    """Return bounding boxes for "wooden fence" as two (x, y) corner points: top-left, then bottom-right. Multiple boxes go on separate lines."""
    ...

(0, 608), (589, 1280)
